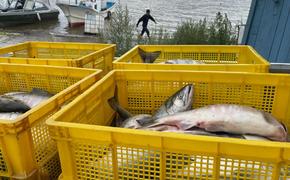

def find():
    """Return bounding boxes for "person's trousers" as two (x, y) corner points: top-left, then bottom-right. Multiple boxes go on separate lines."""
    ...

(141, 27), (150, 37)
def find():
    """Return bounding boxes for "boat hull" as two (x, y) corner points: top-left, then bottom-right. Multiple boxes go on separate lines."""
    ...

(0, 10), (59, 27)
(57, 3), (96, 27)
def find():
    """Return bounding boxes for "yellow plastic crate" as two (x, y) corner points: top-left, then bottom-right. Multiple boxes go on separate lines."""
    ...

(114, 45), (270, 72)
(47, 70), (290, 180)
(0, 64), (102, 179)
(0, 41), (116, 74)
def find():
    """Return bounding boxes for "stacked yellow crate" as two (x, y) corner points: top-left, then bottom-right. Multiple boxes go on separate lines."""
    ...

(0, 41), (116, 75)
(113, 45), (269, 72)
(44, 45), (290, 180)
(0, 64), (103, 179)
(0, 41), (119, 179)
(47, 70), (290, 180)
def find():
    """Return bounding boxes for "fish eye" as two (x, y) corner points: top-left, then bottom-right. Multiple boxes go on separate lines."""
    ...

(178, 94), (183, 99)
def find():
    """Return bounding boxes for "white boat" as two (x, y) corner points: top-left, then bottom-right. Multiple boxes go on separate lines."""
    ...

(56, 0), (117, 27)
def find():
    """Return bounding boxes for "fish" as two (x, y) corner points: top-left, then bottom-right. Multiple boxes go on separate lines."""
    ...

(108, 86), (140, 127)
(152, 84), (194, 120)
(0, 96), (30, 112)
(108, 84), (194, 128)
(0, 112), (22, 120)
(121, 114), (153, 129)
(4, 88), (53, 108)
(242, 135), (270, 141)
(163, 128), (245, 139)
(138, 48), (161, 63)
(164, 128), (273, 141)
(140, 104), (288, 142)
(160, 59), (205, 64)
(107, 87), (132, 121)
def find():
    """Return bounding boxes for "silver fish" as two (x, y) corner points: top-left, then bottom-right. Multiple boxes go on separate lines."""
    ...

(140, 104), (288, 142)
(131, 84), (194, 127)
(152, 84), (194, 120)
(108, 92), (132, 121)
(161, 127), (245, 139)
(108, 86), (141, 127)
(5, 88), (53, 108)
(167, 129), (273, 141)
(0, 96), (30, 112)
(0, 112), (22, 120)
(108, 84), (194, 128)
(160, 59), (205, 64)
(121, 114), (152, 129)
(138, 48), (161, 63)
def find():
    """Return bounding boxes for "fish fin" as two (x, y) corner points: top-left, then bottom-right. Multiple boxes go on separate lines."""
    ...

(107, 85), (132, 119)
(138, 48), (161, 63)
(140, 116), (183, 130)
(280, 122), (288, 133)
(136, 116), (154, 126)
(241, 135), (246, 139)
(31, 88), (53, 97)
(110, 117), (123, 127)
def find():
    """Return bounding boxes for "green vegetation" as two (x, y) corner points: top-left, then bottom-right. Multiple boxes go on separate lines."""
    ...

(101, 9), (238, 56)
(102, 5), (135, 56)
(172, 19), (208, 44)
(173, 12), (237, 45)
(208, 12), (237, 45)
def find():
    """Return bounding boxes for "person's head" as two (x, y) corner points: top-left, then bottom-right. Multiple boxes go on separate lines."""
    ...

(146, 9), (150, 14)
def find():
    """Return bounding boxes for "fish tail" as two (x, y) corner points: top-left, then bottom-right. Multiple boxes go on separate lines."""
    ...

(108, 85), (132, 120)
(138, 48), (148, 63)
(108, 85), (119, 111)
(138, 48), (161, 63)
(108, 97), (119, 112)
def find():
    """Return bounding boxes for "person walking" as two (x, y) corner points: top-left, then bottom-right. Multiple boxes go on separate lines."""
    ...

(136, 9), (157, 38)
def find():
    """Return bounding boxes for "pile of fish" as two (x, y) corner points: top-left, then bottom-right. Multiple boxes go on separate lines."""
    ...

(138, 48), (205, 64)
(108, 84), (288, 142)
(0, 88), (53, 120)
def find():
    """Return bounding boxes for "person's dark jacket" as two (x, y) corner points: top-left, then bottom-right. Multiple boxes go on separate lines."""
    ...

(137, 14), (156, 28)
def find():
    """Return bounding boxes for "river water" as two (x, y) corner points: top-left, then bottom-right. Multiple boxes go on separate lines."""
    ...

(0, 0), (251, 46)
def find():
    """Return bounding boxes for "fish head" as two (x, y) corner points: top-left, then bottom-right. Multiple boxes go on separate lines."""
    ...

(168, 84), (194, 112)
(267, 125), (288, 142)
(263, 112), (288, 141)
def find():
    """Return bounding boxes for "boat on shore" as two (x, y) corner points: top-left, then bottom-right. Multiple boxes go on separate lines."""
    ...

(56, 0), (117, 27)
(0, 0), (59, 27)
